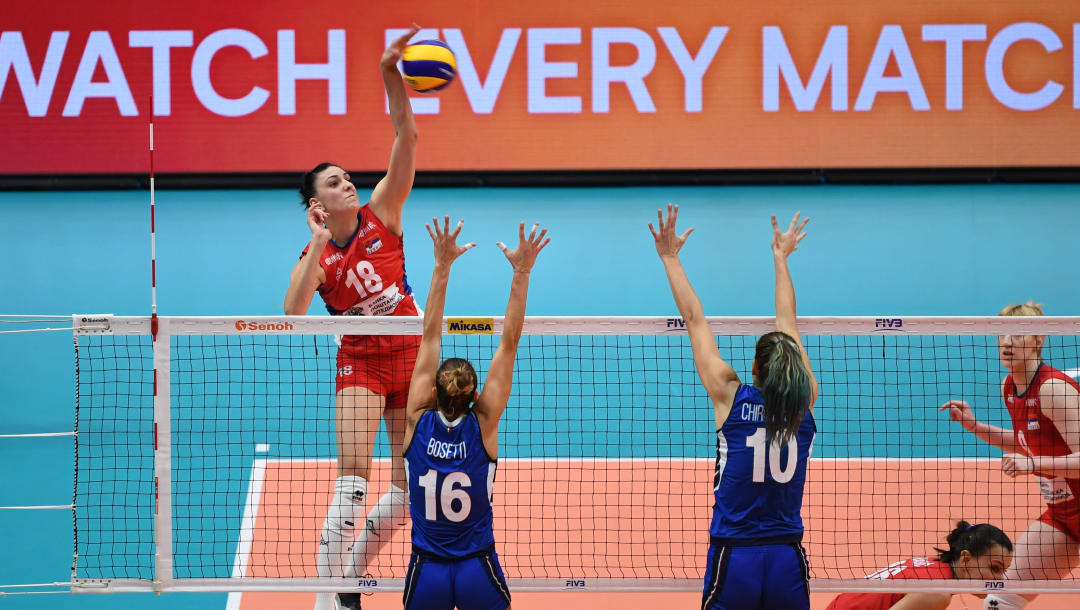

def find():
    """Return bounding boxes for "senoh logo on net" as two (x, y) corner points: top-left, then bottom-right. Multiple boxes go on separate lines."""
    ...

(234, 320), (295, 331)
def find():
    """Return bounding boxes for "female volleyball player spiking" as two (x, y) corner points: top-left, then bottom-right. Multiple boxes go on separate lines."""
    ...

(650, 205), (818, 610)
(400, 217), (548, 610)
(941, 301), (1080, 610)
(825, 521), (1013, 610)
(283, 24), (424, 610)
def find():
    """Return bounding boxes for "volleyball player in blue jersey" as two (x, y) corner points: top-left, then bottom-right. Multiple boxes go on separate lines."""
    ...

(650, 205), (818, 610)
(400, 217), (548, 610)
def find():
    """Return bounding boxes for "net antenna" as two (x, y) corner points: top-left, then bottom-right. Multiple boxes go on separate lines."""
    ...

(148, 96), (158, 341)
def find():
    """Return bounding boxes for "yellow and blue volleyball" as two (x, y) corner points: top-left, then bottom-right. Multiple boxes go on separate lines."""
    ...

(402, 40), (457, 92)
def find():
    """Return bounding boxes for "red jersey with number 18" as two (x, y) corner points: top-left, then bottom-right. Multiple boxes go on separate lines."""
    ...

(300, 204), (421, 402)
(301, 204), (419, 321)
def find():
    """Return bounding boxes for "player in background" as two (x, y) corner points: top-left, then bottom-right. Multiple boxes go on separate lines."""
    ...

(651, 205), (818, 610)
(942, 302), (1080, 609)
(401, 217), (548, 610)
(825, 521), (1013, 610)
(284, 25), (423, 610)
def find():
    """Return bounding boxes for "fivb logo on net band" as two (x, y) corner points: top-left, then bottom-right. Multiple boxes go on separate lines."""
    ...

(874, 318), (904, 332)
(234, 319), (294, 331)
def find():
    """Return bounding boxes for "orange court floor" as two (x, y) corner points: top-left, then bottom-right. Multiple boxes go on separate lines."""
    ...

(232, 458), (1080, 610)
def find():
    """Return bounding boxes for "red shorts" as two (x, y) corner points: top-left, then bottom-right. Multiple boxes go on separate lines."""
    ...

(1038, 500), (1080, 542)
(336, 334), (421, 409)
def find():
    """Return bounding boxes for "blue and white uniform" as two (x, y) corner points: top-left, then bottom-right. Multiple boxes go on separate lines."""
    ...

(702, 384), (816, 610)
(402, 409), (510, 610)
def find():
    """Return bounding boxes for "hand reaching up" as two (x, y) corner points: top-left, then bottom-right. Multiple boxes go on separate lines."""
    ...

(426, 216), (476, 268)
(497, 222), (550, 273)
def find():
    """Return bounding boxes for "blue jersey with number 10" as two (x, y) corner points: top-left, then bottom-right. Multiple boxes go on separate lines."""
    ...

(709, 384), (816, 543)
(405, 409), (497, 557)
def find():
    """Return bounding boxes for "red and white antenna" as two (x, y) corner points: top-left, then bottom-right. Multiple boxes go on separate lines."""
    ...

(149, 96), (158, 341)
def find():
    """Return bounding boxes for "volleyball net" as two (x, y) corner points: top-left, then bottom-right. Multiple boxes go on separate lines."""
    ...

(69, 315), (1080, 594)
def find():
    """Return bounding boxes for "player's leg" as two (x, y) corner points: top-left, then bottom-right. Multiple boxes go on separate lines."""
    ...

(315, 385), (385, 610)
(402, 553), (453, 610)
(759, 544), (810, 610)
(984, 519), (1080, 609)
(347, 404), (410, 576)
(453, 551), (512, 610)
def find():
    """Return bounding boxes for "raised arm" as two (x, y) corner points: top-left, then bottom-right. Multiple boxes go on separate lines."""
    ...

(771, 212), (818, 408)
(283, 203), (330, 314)
(369, 25), (421, 235)
(404, 217), (475, 428)
(649, 204), (740, 427)
(475, 223), (550, 443)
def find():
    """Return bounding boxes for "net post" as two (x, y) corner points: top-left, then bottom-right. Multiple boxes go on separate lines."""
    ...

(152, 317), (173, 591)
(69, 320), (80, 587)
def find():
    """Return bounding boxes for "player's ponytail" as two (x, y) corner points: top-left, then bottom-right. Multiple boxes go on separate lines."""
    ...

(755, 331), (812, 446)
(299, 162), (338, 209)
(435, 358), (478, 419)
(934, 521), (1013, 564)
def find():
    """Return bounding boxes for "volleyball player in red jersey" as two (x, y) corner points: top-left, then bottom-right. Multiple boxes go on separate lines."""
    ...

(284, 25), (423, 610)
(942, 302), (1080, 609)
(826, 521), (1012, 610)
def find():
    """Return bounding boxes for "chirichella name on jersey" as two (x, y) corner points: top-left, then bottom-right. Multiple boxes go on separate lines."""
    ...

(427, 438), (467, 460)
(740, 402), (765, 422)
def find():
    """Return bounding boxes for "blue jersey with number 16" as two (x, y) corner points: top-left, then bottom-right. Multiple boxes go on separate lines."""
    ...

(709, 384), (816, 543)
(405, 409), (497, 557)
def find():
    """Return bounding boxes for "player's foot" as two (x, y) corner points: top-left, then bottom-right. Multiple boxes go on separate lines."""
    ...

(336, 593), (362, 610)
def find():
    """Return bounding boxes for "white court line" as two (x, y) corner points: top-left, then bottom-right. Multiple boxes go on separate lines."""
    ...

(225, 458), (266, 610)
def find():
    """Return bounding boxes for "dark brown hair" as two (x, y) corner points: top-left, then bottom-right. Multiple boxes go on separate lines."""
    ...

(754, 331), (812, 445)
(934, 521), (1012, 564)
(435, 358), (477, 419)
(299, 162), (339, 209)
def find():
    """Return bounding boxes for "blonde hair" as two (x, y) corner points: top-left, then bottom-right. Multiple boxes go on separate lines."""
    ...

(999, 301), (1044, 317)
(998, 301), (1046, 356)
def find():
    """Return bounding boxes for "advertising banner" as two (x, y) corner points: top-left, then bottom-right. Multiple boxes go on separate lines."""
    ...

(1, 1), (1078, 172)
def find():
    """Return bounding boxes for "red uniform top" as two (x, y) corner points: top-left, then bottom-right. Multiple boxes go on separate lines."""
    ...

(825, 558), (954, 610)
(1004, 363), (1080, 507)
(301, 204), (420, 354)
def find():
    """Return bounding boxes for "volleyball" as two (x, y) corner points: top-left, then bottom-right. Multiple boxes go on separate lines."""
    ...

(401, 40), (457, 92)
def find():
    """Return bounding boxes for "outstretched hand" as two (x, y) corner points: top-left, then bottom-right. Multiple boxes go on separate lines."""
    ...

(381, 24), (421, 71)
(426, 216), (476, 268)
(771, 212), (809, 259)
(649, 203), (694, 259)
(497, 222), (550, 273)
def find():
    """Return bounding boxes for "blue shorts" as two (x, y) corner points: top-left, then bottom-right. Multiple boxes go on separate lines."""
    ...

(402, 549), (511, 610)
(701, 542), (810, 610)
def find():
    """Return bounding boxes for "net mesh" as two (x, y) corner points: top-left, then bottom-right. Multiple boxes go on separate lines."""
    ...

(72, 316), (1080, 591)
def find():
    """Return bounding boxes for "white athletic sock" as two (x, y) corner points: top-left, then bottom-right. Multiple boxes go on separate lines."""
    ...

(317, 476), (368, 577)
(345, 484), (409, 578)
(313, 593), (334, 610)
(985, 593), (1029, 609)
